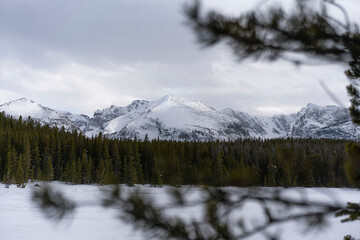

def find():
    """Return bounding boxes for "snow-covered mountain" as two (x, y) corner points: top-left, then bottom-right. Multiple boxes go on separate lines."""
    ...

(289, 103), (357, 138)
(103, 95), (249, 141)
(0, 98), (81, 131)
(0, 95), (359, 140)
(222, 109), (296, 138)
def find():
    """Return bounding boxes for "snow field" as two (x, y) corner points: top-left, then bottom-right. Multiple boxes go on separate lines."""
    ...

(1, 182), (360, 240)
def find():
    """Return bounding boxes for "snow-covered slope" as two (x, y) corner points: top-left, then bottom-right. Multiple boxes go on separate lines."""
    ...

(64, 112), (91, 132)
(0, 98), (80, 131)
(1, 96), (359, 140)
(290, 103), (354, 138)
(104, 95), (249, 141)
(2, 182), (360, 240)
(222, 109), (296, 138)
(223, 103), (360, 139)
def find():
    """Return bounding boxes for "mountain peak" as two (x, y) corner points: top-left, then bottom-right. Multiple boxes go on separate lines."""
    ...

(306, 103), (319, 108)
(163, 93), (175, 99)
(0, 96), (358, 140)
(156, 94), (178, 103)
(155, 94), (202, 105)
(0, 98), (44, 116)
(0, 98), (82, 132)
(6, 98), (36, 105)
(297, 103), (322, 115)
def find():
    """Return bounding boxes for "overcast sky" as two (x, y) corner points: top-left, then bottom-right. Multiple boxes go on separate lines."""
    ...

(0, 0), (359, 116)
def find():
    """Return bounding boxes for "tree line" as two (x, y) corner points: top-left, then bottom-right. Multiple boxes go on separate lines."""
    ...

(0, 112), (355, 187)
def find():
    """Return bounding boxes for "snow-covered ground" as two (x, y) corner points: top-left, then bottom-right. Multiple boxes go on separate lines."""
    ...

(1, 182), (360, 240)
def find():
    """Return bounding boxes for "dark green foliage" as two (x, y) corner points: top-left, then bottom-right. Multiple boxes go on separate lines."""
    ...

(0, 112), (356, 188)
(62, 160), (77, 183)
(42, 156), (54, 181)
(3, 147), (16, 186)
(345, 142), (360, 187)
(123, 155), (137, 186)
(32, 184), (76, 220)
(95, 158), (112, 184)
(150, 156), (162, 187)
(267, 163), (277, 187)
(15, 154), (25, 186)
(344, 235), (357, 240)
(336, 202), (360, 223)
(184, 0), (351, 64)
(344, 33), (360, 124)
(80, 150), (92, 184)
(211, 152), (228, 186)
(347, 84), (360, 125)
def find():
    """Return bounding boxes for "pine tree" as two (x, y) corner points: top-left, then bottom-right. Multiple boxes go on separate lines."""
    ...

(211, 152), (228, 186)
(132, 144), (144, 184)
(75, 158), (82, 184)
(53, 138), (62, 180)
(3, 147), (16, 186)
(345, 142), (360, 188)
(63, 160), (76, 183)
(32, 142), (41, 180)
(267, 163), (277, 187)
(81, 150), (92, 184)
(96, 158), (111, 184)
(15, 154), (25, 187)
(42, 155), (54, 181)
(22, 135), (31, 183)
(150, 156), (162, 187)
(328, 171), (336, 187)
(110, 141), (122, 180)
(0, 157), (2, 181)
(281, 166), (291, 188)
(141, 134), (154, 183)
(124, 154), (137, 186)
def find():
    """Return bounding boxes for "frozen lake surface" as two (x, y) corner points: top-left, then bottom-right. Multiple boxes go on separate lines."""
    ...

(1, 182), (360, 240)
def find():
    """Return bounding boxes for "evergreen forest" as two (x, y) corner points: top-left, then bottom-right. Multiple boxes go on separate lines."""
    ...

(0, 112), (356, 188)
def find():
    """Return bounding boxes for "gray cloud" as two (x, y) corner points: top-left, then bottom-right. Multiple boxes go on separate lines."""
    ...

(0, 0), (357, 116)
(0, 0), (211, 67)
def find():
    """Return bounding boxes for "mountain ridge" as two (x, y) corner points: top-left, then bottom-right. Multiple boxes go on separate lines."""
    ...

(0, 96), (357, 140)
